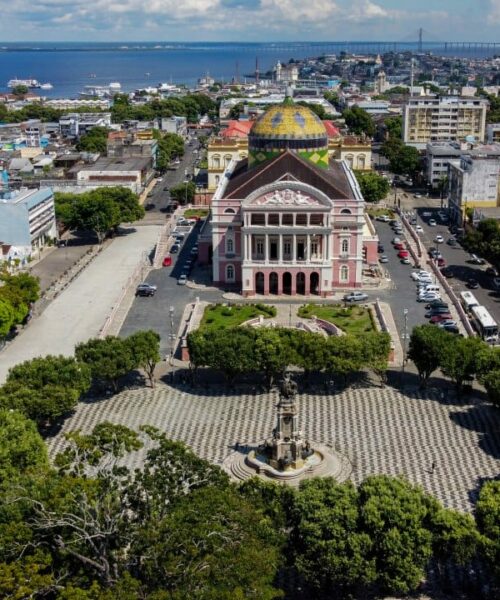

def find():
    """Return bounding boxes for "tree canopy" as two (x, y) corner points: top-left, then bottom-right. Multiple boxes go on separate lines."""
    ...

(76, 126), (110, 153)
(354, 170), (390, 202)
(343, 106), (376, 137)
(381, 137), (421, 177)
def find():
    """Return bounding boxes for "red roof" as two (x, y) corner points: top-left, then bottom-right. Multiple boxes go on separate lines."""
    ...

(220, 120), (253, 139)
(323, 120), (341, 138)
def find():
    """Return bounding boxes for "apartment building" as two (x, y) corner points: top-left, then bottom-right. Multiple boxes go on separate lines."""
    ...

(403, 96), (488, 150)
(59, 113), (112, 139)
(448, 151), (500, 224)
(0, 188), (56, 257)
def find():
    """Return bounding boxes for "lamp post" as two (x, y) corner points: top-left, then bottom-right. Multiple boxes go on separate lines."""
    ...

(169, 305), (175, 365)
(401, 308), (409, 380)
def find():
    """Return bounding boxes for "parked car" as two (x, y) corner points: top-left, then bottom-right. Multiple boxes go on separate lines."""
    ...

(426, 300), (448, 309)
(447, 237), (457, 247)
(425, 307), (451, 317)
(162, 255), (172, 267)
(190, 245), (199, 256)
(379, 255), (389, 263)
(177, 274), (187, 286)
(466, 278), (480, 289)
(377, 244), (384, 253)
(434, 234), (444, 243)
(401, 257), (411, 265)
(428, 219), (437, 226)
(170, 244), (180, 254)
(493, 277), (500, 290)
(376, 214), (390, 222)
(415, 225), (423, 233)
(398, 250), (409, 258)
(418, 292), (441, 303)
(392, 237), (401, 244)
(411, 270), (431, 281)
(485, 267), (499, 277)
(441, 323), (460, 334)
(437, 320), (457, 328)
(430, 313), (453, 324)
(135, 283), (157, 297)
(343, 292), (369, 302)
(394, 242), (405, 250)
(145, 202), (156, 211)
(437, 257), (446, 267)
(469, 254), (485, 265)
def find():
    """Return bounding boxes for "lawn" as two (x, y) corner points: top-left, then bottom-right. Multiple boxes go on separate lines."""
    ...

(298, 304), (376, 335)
(199, 303), (276, 331)
(366, 207), (395, 219)
(184, 208), (209, 219)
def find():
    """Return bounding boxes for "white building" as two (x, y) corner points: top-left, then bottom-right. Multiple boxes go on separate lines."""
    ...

(161, 116), (188, 137)
(59, 113), (112, 139)
(448, 152), (500, 224)
(0, 188), (57, 259)
(403, 96), (489, 150)
(426, 142), (463, 188)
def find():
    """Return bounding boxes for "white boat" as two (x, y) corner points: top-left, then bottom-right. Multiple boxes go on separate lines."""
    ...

(7, 78), (40, 88)
(40, 83), (53, 90)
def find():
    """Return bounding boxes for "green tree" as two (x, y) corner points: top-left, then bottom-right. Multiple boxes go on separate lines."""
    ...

(293, 330), (327, 382)
(170, 181), (196, 205)
(0, 409), (49, 479)
(475, 480), (500, 585)
(253, 328), (290, 389)
(0, 355), (91, 427)
(126, 330), (161, 388)
(343, 106), (375, 137)
(298, 101), (327, 119)
(75, 336), (136, 392)
(76, 126), (109, 153)
(440, 336), (486, 396)
(384, 115), (402, 139)
(408, 325), (449, 387)
(354, 171), (390, 202)
(382, 137), (421, 177)
(0, 298), (15, 338)
(0, 271), (40, 304)
(11, 84), (29, 96)
(430, 507), (480, 570)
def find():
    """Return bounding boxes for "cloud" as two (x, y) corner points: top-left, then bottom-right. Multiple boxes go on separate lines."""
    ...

(489, 0), (500, 22)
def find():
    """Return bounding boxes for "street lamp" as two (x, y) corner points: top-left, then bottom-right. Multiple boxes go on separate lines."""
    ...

(401, 308), (409, 380)
(169, 306), (175, 365)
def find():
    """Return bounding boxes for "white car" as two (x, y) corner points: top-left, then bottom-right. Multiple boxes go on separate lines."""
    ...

(415, 225), (423, 233)
(376, 215), (390, 222)
(416, 280), (434, 289)
(392, 237), (402, 245)
(434, 235), (444, 243)
(379, 255), (389, 263)
(177, 274), (187, 285)
(411, 270), (431, 280)
(429, 219), (437, 226)
(417, 292), (441, 302)
(414, 274), (433, 283)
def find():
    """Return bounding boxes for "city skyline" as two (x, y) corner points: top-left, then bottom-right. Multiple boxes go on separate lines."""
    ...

(0, 0), (499, 43)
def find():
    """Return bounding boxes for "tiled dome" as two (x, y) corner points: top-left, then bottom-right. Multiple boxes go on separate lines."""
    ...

(248, 97), (329, 168)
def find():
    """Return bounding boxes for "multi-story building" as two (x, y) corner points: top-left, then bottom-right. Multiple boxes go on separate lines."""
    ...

(403, 96), (488, 150)
(106, 131), (158, 169)
(487, 123), (500, 143)
(198, 97), (378, 297)
(72, 157), (152, 193)
(0, 187), (56, 258)
(448, 150), (500, 224)
(161, 116), (188, 138)
(426, 142), (463, 188)
(59, 113), (112, 139)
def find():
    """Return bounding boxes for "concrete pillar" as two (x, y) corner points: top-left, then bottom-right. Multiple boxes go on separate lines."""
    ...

(279, 234), (283, 262)
(307, 234), (311, 261)
(264, 271), (269, 295)
(293, 235), (297, 263)
(265, 235), (269, 263)
(304, 272), (310, 296)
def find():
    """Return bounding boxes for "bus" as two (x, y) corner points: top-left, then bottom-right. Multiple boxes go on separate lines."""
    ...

(470, 305), (498, 343)
(460, 291), (480, 312)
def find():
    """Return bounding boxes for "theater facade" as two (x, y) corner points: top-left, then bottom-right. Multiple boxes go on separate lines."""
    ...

(198, 96), (378, 297)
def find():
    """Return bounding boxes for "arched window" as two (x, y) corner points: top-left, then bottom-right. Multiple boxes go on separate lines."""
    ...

(340, 208), (352, 215)
(224, 154), (232, 167)
(226, 238), (234, 253)
(224, 207), (236, 214)
(212, 155), (221, 169)
(340, 265), (349, 282)
(226, 264), (235, 281)
(341, 239), (349, 254)
(215, 175), (220, 185)
(357, 154), (366, 169)
(345, 154), (354, 168)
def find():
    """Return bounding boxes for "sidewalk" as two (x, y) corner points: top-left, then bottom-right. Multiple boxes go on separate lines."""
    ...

(0, 226), (161, 383)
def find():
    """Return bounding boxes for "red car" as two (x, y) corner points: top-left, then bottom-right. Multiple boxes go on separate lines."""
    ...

(430, 313), (452, 324)
(394, 242), (405, 250)
(437, 257), (446, 267)
(162, 255), (172, 267)
(398, 250), (409, 258)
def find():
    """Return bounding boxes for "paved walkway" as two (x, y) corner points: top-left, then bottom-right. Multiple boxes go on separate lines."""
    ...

(0, 226), (161, 382)
(46, 382), (500, 513)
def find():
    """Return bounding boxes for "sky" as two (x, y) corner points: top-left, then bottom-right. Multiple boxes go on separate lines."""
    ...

(0, 0), (499, 42)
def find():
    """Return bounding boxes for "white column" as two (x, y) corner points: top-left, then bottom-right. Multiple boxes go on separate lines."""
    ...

(279, 234), (283, 262)
(265, 234), (269, 263)
(307, 234), (310, 261)
(293, 235), (297, 262)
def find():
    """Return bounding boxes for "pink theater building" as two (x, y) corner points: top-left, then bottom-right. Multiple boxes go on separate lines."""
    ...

(198, 97), (378, 297)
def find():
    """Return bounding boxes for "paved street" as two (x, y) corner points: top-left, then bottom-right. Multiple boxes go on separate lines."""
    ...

(46, 382), (500, 513)
(0, 225), (160, 382)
